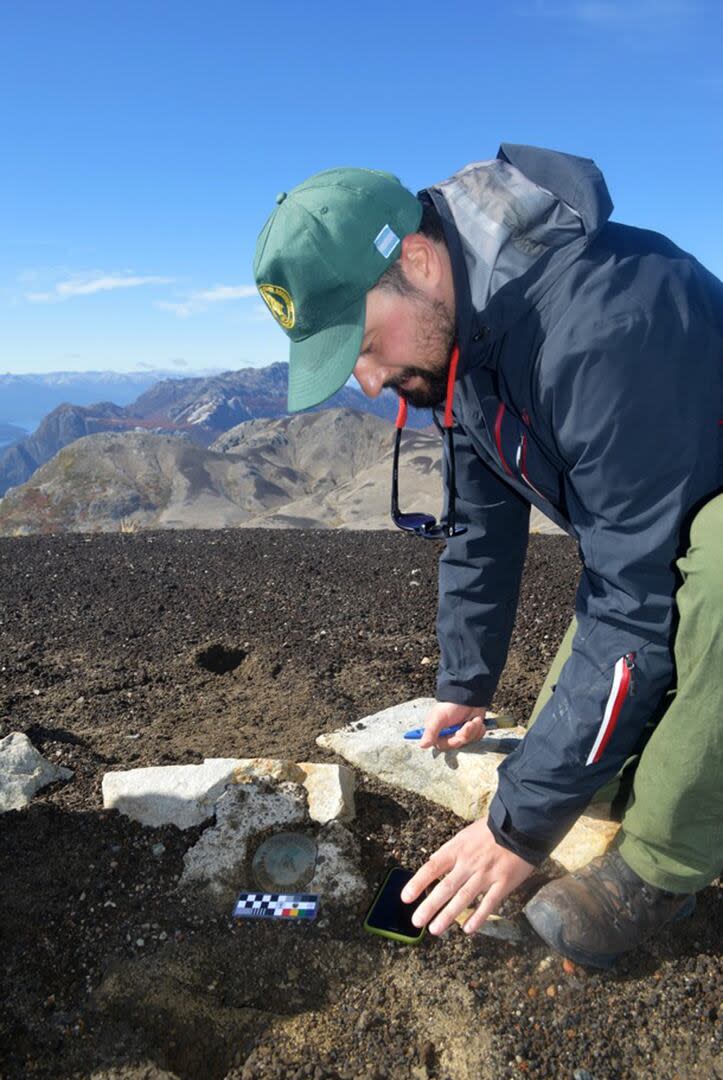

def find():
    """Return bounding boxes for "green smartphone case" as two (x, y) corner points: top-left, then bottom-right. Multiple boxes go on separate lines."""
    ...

(363, 866), (427, 945)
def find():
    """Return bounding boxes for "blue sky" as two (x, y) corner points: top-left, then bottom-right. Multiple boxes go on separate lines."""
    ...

(1, 0), (721, 374)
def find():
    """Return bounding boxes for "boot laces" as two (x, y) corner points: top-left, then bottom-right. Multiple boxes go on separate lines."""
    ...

(575, 853), (658, 930)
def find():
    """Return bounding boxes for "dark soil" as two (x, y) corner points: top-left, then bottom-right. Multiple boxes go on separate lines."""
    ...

(0, 530), (720, 1080)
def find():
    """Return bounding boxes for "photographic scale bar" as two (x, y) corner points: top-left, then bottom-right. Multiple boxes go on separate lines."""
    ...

(232, 892), (320, 920)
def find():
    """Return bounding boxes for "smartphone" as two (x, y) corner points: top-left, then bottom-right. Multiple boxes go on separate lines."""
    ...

(363, 866), (428, 944)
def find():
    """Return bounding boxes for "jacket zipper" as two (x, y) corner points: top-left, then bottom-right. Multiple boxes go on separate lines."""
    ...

(586, 653), (636, 766)
(494, 403), (514, 476)
(516, 433), (546, 500)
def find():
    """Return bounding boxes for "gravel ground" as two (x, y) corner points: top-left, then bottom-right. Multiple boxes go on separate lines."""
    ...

(0, 529), (720, 1080)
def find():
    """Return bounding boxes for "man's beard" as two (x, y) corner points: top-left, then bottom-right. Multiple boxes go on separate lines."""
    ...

(384, 293), (456, 408)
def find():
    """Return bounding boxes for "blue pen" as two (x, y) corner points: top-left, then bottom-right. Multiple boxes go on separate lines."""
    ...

(403, 722), (465, 741)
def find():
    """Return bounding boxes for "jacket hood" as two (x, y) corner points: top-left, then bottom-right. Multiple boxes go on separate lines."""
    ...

(497, 143), (613, 238)
(420, 144), (614, 347)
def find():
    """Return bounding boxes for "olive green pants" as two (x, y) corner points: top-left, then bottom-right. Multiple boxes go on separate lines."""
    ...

(528, 493), (723, 894)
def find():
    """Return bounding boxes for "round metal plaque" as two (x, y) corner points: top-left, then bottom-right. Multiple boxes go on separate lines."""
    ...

(251, 831), (318, 892)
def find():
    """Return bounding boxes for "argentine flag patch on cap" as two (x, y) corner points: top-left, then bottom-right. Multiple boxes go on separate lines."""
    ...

(373, 223), (400, 259)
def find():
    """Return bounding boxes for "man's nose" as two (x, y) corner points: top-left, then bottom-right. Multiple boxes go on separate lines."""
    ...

(352, 355), (388, 398)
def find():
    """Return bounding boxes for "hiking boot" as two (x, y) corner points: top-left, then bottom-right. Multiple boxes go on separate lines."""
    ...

(523, 850), (696, 970)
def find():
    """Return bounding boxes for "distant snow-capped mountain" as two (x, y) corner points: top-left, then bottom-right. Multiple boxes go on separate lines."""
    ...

(0, 369), (215, 431)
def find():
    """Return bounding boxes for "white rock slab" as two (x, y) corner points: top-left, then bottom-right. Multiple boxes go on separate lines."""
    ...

(317, 698), (523, 821)
(180, 780), (307, 894)
(102, 757), (355, 829)
(0, 732), (73, 812)
(180, 780), (366, 908)
(317, 697), (620, 873)
(102, 758), (241, 829)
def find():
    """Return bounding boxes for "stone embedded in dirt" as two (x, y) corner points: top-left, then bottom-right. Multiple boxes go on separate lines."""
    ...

(180, 780), (307, 897)
(454, 909), (525, 944)
(102, 758), (245, 829)
(316, 697), (525, 821)
(2, 532), (718, 1080)
(0, 732), (73, 813)
(550, 803), (621, 873)
(102, 758), (355, 829)
(179, 779), (366, 909)
(102, 755), (363, 908)
(317, 697), (621, 873)
(299, 761), (356, 822)
(231, 758), (356, 823)
(305, 819), (366, 903)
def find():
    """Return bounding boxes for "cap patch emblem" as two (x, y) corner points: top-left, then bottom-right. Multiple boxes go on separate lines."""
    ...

(373, 224), (400, 259)
(259, 284), (295, 330)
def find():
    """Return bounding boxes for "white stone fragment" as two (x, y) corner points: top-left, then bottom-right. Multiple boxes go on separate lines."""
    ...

(454, 909), (525, 944)
(296, 762), (356, 823)
(180, 780), (307, 896)
(308, 820), (366, 904)
(0, 732), (73, 812)
(102, 758), (241, 829)
(317, 697), (621, 873)
(230, 758), (356, 823)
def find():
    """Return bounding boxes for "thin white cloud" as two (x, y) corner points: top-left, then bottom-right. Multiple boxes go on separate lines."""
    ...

(155, 283), (258, 318)
(27, 273), (174, 303)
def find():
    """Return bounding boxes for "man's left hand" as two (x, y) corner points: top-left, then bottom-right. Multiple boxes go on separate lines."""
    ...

(400, 819), (535, 935)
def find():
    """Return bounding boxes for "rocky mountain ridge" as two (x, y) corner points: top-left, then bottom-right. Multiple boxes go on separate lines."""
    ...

(0, 363), (427, 498)
(0, 408), (560, 535)
(0, 403), (128, 497)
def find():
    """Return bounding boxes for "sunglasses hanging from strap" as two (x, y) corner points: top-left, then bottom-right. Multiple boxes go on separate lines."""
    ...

(391, 345), (467, 539)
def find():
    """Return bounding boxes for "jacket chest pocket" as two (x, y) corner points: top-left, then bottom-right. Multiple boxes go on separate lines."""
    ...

(492, 403), (563, 507)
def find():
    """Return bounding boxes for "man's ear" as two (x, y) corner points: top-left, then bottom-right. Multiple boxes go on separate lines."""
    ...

(399, 232), (437, 288)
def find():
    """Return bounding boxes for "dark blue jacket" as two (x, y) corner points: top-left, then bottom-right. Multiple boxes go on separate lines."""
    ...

(421, 144), (723, 864)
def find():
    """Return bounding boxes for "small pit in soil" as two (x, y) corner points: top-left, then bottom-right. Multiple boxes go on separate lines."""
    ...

(195, 643), (247, 675)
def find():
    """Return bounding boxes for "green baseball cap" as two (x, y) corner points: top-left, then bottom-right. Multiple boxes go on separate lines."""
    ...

(253, 167), (423, 412)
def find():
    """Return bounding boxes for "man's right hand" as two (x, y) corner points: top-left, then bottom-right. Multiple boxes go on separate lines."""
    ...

(419, 701), (488, 750)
